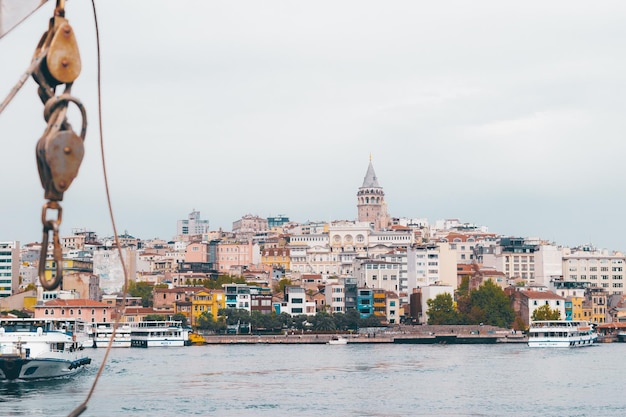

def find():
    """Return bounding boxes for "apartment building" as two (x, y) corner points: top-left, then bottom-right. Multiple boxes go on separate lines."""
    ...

(0, 241), (20, 298)
(562, 249), (625, 296)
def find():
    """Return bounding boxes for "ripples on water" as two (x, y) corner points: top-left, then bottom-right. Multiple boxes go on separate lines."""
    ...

(1, 343), (625, 416)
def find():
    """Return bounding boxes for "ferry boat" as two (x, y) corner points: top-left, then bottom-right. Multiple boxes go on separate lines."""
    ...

(129, 320), (189, 348)
(528, 320), (598, 348)
(0, 318), (92, 380)
(89, 322), (132, 348)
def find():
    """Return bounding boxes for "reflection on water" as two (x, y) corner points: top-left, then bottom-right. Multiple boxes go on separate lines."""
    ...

(0, 374), (78, 400)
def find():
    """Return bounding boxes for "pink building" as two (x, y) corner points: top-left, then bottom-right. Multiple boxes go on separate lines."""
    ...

(217, 241), (254, 274)
(34, 299), (114, 323)
(184, 242), (209, 263)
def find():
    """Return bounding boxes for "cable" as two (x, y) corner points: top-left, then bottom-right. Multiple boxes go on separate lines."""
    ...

(67, 1), (130, 415)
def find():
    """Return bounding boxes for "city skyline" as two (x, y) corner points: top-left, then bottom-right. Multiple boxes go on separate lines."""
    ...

(1, 1), (626, 251)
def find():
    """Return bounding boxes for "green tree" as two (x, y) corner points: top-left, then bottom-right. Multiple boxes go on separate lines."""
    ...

(344, 309), (361, 331)
(218, 308), (251, 325)
(360, 314), (385, 328)
(144, 314), (166, 321)
(1, 309), (30, 318)
(127, 281), (155, 307)
(465, 280), (514, 328)
(172, 313), (188, 326)
(196, 312), (226, 332)
(312, 311), (336, 331)
(275, 278), (292, 294)
(426, 293), (460, 325)
(531, 304), (561, 321)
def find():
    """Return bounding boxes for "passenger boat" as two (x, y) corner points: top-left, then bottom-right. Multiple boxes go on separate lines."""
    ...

(89, 322), (132, 348)
(528, 320), (597, 348)
(327, 336), (348, 345)
(129, 320), (189, 348)
(0, 318), (92, 380)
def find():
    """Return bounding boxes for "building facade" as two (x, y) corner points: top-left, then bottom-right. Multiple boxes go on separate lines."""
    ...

(0, 241), (20, 298)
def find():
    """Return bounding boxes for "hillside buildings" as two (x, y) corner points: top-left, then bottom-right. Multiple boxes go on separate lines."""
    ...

(2, 157), (623, 327)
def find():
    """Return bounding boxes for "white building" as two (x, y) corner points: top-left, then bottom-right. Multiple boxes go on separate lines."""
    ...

(278, 286), (316, 316)
(0, 241), (20, 298)
(406, 243), (457, 290)
(177, 210), (210, 237)
(418, 284), (455, 324)
(92, 248), (138, 294)
(562, 249), (625, 296)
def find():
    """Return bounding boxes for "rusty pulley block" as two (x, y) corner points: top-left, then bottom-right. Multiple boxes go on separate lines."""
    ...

(31, 1), (87, 291)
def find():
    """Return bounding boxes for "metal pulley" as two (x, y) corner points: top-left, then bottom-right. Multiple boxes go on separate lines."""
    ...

(29, 1), (87, 292)
(36, 95), (86, 202)
(32, 4), (82, 90)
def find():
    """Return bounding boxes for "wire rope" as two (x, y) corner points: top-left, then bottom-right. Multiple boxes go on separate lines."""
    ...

(67, 1), (130, 415)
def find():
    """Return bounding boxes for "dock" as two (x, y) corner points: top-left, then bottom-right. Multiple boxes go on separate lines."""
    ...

(197, 325), (528, 345)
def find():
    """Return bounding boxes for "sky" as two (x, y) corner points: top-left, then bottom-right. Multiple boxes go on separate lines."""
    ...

(1, 1), (626, 251)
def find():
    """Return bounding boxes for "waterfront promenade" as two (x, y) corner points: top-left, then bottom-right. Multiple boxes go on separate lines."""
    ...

(199, 325), (527, 345)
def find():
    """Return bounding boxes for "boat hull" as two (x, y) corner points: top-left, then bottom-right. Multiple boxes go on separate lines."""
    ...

(0, 318), (92, 381)
(0, 356), (91, 380)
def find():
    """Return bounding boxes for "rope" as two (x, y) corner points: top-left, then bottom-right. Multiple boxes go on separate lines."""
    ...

(67, 1), (130, 415)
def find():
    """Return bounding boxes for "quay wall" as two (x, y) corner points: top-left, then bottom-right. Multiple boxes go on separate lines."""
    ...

(198, 325), (527, 345)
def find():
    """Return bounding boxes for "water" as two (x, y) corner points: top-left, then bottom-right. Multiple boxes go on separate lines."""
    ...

(1, 343), (625, 416)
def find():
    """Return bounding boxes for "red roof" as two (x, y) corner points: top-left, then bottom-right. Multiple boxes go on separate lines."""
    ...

(42, 299), (110, 307)
(521, 290), (565, 300)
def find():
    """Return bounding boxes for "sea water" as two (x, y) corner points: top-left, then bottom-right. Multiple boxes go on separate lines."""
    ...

(1, 343), (625, 416)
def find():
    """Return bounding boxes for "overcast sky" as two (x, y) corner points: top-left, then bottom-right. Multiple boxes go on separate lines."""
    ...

(1, 1), (626, 251)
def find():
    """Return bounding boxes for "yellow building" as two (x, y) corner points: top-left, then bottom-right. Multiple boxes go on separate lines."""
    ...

(190, 290), (225, 327)
(373, 289), (386, 318)
(569, 296), (584, 320)
(44, 258), (93, 281)
(261, 247), (290, 271)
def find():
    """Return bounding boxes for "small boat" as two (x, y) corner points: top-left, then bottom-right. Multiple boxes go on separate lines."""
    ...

(129, 320), (189, 348)
(327, 336), (348, 345)
(0, 318), (92, 380)
(528, 320), (598, 348)
(89, 322), (132, 348)
(188, 331), (206, 345)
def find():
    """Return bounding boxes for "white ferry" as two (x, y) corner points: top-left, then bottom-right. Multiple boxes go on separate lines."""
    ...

(0, 318), (92, 380)
(528, 320), (597, 348)
(129, 320), (189, 348)
(89, 322), (132, 348)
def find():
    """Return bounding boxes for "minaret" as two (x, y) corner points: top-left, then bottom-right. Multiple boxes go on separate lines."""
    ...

(357, 156), (390, 230)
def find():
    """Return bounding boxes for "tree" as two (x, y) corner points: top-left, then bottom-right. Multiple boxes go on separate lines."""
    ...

(127, 281), (154, 307)
(144, 314), (166, 321)
(426, 293), (460, 325)
(465, 280), (514, 328)
(172, 313), (188, 326)
(1, 309), (30, 318)
(275, 278), (292, 294)
(311, 311), (336, 331)
(531, 304), (561, 321)
(196, 312), (226, 332)
(360, 314), (385, 328)
(344, 309), (361, 331)
(218, 308), (250, 325)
